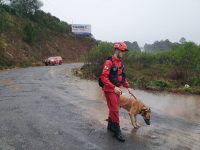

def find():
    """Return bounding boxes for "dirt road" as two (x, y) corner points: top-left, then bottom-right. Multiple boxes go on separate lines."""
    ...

(0, 64), (199, 150)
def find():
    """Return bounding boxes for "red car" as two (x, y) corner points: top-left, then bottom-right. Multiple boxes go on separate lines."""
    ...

(44, 56), (63, 66)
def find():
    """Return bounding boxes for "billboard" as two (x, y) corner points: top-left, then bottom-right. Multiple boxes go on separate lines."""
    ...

(71, 24), (91, 35)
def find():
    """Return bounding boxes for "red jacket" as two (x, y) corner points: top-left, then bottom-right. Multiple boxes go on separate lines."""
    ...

(100, 55), (129, 92)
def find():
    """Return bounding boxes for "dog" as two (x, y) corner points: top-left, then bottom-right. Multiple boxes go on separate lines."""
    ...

(119, 95), (151, 129)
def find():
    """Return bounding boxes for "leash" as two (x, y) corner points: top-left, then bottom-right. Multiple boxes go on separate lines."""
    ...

(128, 91), (138, 101)
(120, 90), (138, 108)
(127, 91), (144, 115)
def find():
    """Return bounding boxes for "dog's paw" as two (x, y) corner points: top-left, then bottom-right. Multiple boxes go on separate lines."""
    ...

(134, 126), (139, 129)
(136, 125), (141, 128)
(133, 124), (141, 129)
(136, 123), (141, 127)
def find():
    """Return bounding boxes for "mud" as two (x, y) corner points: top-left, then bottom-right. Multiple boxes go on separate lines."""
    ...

(0, 64), (199, 150)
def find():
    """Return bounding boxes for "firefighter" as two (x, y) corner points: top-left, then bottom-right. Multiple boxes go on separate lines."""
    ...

(100, 42), (133, 142)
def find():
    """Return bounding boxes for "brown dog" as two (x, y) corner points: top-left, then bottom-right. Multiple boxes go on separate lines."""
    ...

(119, 95), (151, 129)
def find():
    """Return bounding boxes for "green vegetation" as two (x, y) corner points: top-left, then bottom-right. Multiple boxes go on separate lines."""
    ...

(81, 42), (200, 94)
(144, 39), (173, 52)
(0, 0), (72, 68)
(124, 41), (141, 51)
(0, 1), (71, 38)
(10, 0), (43, 15)
(31, 10), (70, 33)
(0, 5), (12, 32)
(0, 38), (16, 69)
(0, 55), (16, 70)
(23, 23), (36, 43)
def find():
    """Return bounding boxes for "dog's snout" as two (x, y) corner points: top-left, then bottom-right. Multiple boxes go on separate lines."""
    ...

(144, 119), (150, 125)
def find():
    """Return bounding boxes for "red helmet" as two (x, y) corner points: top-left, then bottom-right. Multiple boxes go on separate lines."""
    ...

(114, 42), (128, 51)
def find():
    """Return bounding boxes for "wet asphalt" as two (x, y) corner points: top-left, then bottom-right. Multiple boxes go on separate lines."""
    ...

(0, 63), (199, 150)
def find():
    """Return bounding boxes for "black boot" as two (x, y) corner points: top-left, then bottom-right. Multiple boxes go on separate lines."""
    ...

(107, 117), (114, 132)
(113, 123), (125, 142)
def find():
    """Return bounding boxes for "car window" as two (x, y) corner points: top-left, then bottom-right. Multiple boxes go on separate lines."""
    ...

(48, 57), (54, 61)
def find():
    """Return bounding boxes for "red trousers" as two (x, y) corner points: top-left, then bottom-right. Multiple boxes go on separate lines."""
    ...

(104, 92), (120, 123)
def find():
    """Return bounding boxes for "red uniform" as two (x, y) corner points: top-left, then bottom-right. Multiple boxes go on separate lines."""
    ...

(100, 55), (129, 123)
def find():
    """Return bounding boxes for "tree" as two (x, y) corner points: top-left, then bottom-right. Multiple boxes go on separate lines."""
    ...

(0, 7), (10, 32)
(144, 39), (173, 52)
(179, 37), (186, 44)
(124, 41), (141, 51)
(10, 0), (43, 15)
(0, 0), (4, 4)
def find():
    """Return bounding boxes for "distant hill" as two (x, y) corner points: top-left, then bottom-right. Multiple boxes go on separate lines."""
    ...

(144, 39), (173, 52)
(124, 41), (141, 51)
(0, 2), (95, 69)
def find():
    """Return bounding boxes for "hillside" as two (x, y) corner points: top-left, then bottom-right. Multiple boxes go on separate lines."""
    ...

(0, 3), (95, 69)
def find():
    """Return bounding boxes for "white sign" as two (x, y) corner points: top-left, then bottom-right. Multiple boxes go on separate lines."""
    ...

(71, 24), (91, 35)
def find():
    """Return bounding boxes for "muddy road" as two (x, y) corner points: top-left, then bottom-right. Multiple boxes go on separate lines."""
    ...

(0, 64), (199, 150)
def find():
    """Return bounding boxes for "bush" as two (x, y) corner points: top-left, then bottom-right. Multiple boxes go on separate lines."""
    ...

(10, 0), (43, 15)
(31, 10), (70, 33)
(84, 42), (200, 80)
(0, 8), (9, 32)
(0, 4), (17, 15)
(23, 22), (49, 43)
(135, 79), (149, 89)
(190, 77), (200, 86)
(87, 42), (113, 64)
(0, 55), (16, 69)
(84, 42), (113, 77)
(149, 80), (172, 88)
(55, 21), (70, 33)
(183, 86), (193, 93)
(80, 41), (200, 94)
(19, 60), (32, 68)
(23, 23), (36, 43)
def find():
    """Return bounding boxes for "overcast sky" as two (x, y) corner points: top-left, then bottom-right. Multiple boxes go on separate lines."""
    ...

(41, 0), (200, 46)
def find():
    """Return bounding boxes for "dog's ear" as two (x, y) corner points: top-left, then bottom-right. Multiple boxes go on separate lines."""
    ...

(142, 106), (147, 111)
(146, 107), (151, 112)
(142, 107), (151, 112)
(148, 107), (151, 112)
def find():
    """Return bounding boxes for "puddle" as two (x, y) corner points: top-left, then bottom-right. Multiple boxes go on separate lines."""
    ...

(76, 79), (200, 123)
